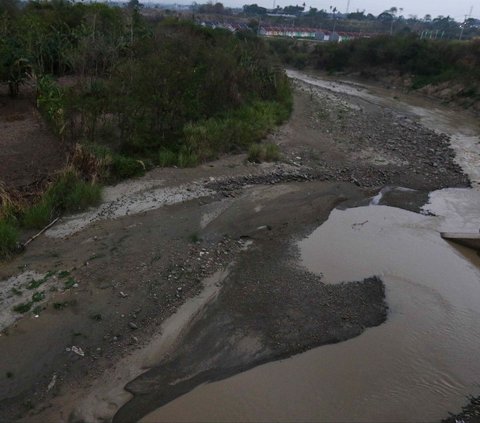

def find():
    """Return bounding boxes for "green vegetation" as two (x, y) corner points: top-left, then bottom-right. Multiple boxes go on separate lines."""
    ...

(248, 143), (280, 162)
(22, 170), (102, 229)
(1, 3), (291, 170)
(0, 2), (292, 259)
(311, 36), (480, 85)
(64, 277), (77, 289)
(32, 291), (45, 302)
(0, 169), (101, 256)
(271, 36), (480, 97)
(26, 278), (46, 290)
(13, 302), (33, 313)
(0, 220), (18, 257)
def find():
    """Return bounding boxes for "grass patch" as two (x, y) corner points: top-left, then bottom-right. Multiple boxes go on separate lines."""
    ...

(64, 277), (76, 289)
(32, 291), (45, 302)
(182, 100), (290, 163)
(22, 170), (102, 230)
(0, 220), (18, 258)
(22, 201), (52, 229)
(248, 143), (281, 163)
(13, 302), (33, 313)
(86, 145), (146, 180)
(26, 278), (46, 290)
(111, 155), (145, 179)
(158, 149), (178, 167)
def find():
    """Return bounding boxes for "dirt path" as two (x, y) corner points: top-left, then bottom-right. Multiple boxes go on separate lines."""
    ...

(0, 72), (477, 422)
(0, 88), (69, 198)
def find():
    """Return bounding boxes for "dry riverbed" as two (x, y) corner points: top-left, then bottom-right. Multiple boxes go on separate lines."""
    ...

(0, 71), (479, 422)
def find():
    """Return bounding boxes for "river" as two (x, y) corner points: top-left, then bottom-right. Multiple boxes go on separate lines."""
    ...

(138, 72), (480, 422)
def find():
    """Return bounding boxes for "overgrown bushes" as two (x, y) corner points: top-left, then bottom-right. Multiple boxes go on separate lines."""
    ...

(22, 170), (102, 229)
(0, 170), (101, 257)
(270, 35), (480, 94)
(309, 36), (480, 89)
(0, 220), (18, 258)
(25, 17), (292, 171)
(182, 100), (291, 164)
(83, 22), (292, 160)
(0, 5), (294, 258)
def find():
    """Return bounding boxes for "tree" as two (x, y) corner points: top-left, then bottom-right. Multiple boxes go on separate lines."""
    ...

(243, 4), (266, 15)
(283, 5), (304, 15)
(347, 11), (367, 20)
(127, 0), (143, 11)
(0, 0), (19, 17)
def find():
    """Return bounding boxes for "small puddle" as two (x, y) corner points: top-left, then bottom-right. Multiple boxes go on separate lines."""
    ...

(141, 189), (480, 422)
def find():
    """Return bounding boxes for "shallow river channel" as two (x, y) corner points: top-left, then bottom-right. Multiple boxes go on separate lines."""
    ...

(139, 73), (480, 422)
(141, 189), (480, 422)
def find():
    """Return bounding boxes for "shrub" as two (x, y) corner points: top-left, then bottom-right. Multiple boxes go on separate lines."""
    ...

(85, 144), (145, 180)
(265, 143), (281, 161)
(0, 220), (18, 258)
(111, 155), (145, 179)
(22, 201), (52, 229)
(183, 100), (290, 162)
(177, 148), (199, 168)
(22, 170), (102, 229)
(248, 143), (280, 163)
(45, 170), (102, 213)
(247, 144), (263, 162)
(158, 149), (178, 167)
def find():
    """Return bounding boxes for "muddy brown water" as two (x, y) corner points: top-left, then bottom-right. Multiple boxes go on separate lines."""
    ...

(141, 189), (480, 422)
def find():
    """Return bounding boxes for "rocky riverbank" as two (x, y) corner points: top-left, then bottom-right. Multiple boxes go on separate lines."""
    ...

(0, 70), (478, 423)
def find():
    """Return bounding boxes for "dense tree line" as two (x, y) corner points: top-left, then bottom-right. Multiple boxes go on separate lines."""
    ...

(312, 36), (480, 84)
(0, 0), (291, 171)
(269, 35), (480, 96)
(240, 3), (480, 39)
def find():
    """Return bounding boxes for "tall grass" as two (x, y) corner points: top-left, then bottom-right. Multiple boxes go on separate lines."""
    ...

(181, 100), (291, 164)
(85, 144), (146, 181)
(0, 220), (18, 258)
(0, 168), (101, 259)
(248, 143), (281, 163)
(22, 170), (102, 229)
(0, 169), (102, 258)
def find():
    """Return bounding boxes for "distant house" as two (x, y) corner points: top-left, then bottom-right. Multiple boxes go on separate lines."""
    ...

(329, 32), (340, 42)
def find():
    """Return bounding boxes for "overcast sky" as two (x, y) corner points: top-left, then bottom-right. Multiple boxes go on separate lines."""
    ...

(214, 0), (477, 21)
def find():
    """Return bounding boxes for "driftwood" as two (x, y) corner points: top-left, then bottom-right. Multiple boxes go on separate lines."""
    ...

(23, 217), (60, 248)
